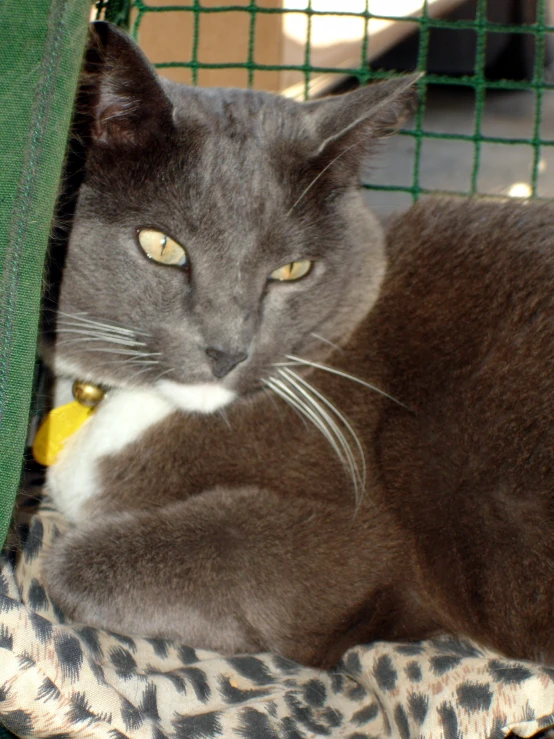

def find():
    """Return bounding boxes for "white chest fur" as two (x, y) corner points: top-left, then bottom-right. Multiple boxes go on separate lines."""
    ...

(46, 388), (174, 523)
(46, 378), (236, 522)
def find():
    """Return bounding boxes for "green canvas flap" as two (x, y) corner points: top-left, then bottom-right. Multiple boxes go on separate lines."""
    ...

(0, 0), (91, 550)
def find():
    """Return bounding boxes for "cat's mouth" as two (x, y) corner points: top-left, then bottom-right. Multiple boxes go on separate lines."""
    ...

(46, 311), (347, 412)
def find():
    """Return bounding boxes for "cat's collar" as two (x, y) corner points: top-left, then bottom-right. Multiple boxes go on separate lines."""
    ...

(32, 381), (105, 467)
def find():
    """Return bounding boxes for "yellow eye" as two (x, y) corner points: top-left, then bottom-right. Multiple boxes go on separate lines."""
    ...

(269, 260), (313, 282)
(137, 228), (187, 267)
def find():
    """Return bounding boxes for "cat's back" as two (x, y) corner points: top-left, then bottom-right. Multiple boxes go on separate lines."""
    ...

(384, 196), (554, 307)
(374, 196), (554, 468)
(368, 198), (554, 659)
(376, 197), (554, 394)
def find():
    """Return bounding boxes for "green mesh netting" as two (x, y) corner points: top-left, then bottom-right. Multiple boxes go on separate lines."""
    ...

(95, 0), (554, 202)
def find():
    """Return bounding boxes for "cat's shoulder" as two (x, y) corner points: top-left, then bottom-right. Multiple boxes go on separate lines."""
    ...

(386, 196), (554, 260)
(371, 196), (554, 345)
(384, 196), (554, 285)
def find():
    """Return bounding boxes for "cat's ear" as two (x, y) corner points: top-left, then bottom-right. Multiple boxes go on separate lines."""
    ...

(83, 21), (174, 147)
(303, 74), (420, 156)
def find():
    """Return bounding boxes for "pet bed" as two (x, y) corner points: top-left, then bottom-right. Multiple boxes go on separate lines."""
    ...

(3, 495), (554, 739)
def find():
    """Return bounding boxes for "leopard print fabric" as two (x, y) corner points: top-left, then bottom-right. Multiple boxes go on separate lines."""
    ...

(1, 499), (554, 739)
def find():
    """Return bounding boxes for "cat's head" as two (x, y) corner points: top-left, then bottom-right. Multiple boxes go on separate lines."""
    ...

(43, 21), (416, 413)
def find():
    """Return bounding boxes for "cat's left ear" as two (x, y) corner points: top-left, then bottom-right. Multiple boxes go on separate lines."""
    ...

(303, 74), (420, 156)
(83, 21), (174, 147)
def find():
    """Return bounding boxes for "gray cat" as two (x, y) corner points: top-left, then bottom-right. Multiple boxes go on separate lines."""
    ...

(41, 21), (554, 669)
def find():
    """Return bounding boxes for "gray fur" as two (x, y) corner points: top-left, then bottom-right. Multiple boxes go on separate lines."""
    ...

(42, 23), (413, 393)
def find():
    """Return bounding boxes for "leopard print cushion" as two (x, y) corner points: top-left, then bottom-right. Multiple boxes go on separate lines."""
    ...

(1, 498), (554, 739)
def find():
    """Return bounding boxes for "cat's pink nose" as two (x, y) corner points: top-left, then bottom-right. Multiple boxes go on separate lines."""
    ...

(205, 347), (248, 378)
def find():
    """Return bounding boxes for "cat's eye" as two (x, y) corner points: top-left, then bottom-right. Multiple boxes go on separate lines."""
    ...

(269, 260), (313, 282)
(137, 228), (187, 267)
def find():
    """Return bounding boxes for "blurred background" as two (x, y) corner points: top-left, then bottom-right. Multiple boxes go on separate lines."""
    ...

(95, 0), (554, 213)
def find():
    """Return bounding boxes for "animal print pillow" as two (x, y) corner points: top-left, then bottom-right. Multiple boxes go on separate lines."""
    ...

(1, 497), (554, 739)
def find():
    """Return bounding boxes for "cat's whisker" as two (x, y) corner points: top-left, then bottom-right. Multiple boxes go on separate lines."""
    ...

(265, 378), (350, 485)
(56, 334), (147, 348)
(57, 319), (136, 335)
(288, 395), (359, 502)
(278, 369), (363, 504)
(281, 367), (366, 503)
(105, 357), (161, 366)
(310, 332), (343, 352)
(57, 322), (142, 339)
(57, 309), (136, 328)
(57, 311), (150, 337)
(286, 354), (409, 410)
(126, 365), (158, 384)
(123, 353), (162, 361)
(218, 409), (232, 429)
(123, 359), (161, 365)
(60, 329), (147, 346)
(153, 368), (175, 383)
(64, 347), (162, 357)
(264, 378), (333, 449)
(261, 386), (285, 421)
(268, 379), (356, 497)
(93, 358), (161, 368)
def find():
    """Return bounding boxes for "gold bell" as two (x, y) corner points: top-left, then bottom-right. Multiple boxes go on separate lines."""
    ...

(72, 380), (105, 408)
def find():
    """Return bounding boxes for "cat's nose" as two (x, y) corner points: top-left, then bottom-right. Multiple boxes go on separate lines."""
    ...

(205, 347), (248, 379)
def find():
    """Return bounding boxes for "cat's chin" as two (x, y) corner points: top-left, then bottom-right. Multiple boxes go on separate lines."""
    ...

(155, 379), (236, 414)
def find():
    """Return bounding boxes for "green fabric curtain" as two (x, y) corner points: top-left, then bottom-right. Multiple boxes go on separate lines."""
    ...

(1, 4), (90, 735)
(0, 0), (91, 550)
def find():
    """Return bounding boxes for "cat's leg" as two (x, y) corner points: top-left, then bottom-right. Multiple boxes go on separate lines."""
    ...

(46, 388), (175, 522)
(43, 486), (430, 666)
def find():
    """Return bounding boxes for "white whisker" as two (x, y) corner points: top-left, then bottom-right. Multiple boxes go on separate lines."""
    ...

(278, 369), (362, 504)
(126, 365), (157, 384)
(57, 322), (141, 339)
(286, 354), (408, 409)
(114, 360), (160, 366)
(266, 378), (325, 435)
(310, 332), (343, 352)
(56, 334), (147, 348)
(153, 368), (174, 382)
(65, 347), (162, 357)
(91, 358), (160, 369)
(265, 378), (349, 483)
(262, 386), (285, 421)
(218, 409), (232, 429)
(57, 311), (150, 336)
(281, 367), (366, 504)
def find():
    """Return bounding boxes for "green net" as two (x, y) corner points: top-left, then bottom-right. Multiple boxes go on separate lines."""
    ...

(95, 0), (554, 206)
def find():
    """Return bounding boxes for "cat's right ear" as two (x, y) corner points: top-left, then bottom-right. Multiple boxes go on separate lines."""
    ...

(82, 21), (174, 147)
(303, 74), (420, 157)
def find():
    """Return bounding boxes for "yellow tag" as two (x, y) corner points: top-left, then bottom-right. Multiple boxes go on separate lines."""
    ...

(32, 401), (93, 466)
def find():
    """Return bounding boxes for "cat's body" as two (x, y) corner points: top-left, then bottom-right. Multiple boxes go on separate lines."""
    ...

(42, 22), (554, 669)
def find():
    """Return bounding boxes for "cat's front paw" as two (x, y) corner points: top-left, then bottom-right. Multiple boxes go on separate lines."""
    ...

(46, 388), (174, 522)
(43, 525), (126, 628)
(42, 530), (97, 625)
